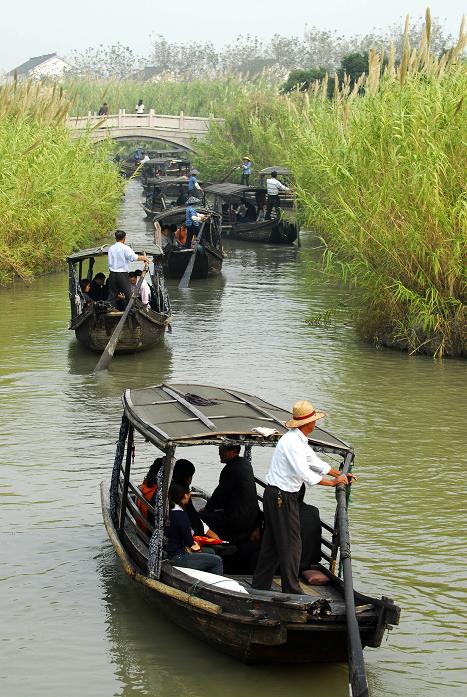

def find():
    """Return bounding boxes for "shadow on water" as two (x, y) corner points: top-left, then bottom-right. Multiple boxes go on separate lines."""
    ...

(98, 549), (348, 697)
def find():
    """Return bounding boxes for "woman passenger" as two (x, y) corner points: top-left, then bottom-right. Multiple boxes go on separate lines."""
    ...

(172, 459), (220, 539)
(164, 483), (223, 575)
(136, 458), (164, 532)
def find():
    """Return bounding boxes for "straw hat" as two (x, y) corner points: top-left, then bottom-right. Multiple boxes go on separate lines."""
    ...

(285, 400), (325, 429)
(242, 156), (251, 161)
(186, 196), (201, 205)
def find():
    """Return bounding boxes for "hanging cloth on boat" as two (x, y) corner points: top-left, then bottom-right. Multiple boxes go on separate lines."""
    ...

(137, 482), (158, 532)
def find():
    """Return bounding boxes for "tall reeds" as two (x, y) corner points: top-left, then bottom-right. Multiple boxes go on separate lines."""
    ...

(0, 79), (123, 285)
(285, 11), (466, 356)
(192, 12), (466, 356)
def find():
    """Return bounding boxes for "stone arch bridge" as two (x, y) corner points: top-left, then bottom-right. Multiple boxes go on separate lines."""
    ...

(67, 110), (223, 150)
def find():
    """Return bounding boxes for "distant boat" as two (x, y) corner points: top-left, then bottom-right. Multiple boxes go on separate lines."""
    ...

(205, 183), (298, 245)
(153, 207), (224, 280)
(66, 244), (171, 353)
(101, 382), (400, 663)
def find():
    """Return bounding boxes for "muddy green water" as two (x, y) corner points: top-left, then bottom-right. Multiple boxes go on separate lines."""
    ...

(1, 181), (466, 697)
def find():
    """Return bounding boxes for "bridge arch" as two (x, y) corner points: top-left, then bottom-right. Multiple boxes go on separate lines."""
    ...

(67, 110), (222, 152)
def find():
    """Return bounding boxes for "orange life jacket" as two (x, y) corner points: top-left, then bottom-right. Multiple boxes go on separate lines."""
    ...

(137, 482), (158, 532)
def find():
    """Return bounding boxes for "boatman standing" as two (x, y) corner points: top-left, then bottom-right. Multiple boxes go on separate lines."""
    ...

(252, 400), (356, 595)
(185, 197), (208, 249)
(188, 169), (203, 199)
(108, 230), (148, 308)
(265, 170), (290, 220)
(240, 156), (252, 185)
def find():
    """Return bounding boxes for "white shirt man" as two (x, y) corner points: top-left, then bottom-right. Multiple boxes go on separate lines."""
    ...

(266, 428), (331, 491)
(107, 231), (148, 307)
(266, 176), (290, 196)
(252, 400), (354, 595)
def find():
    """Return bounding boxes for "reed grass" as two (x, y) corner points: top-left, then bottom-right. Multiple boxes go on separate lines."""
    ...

(193, 12), (467, 357)
(0, 80), (123, 285)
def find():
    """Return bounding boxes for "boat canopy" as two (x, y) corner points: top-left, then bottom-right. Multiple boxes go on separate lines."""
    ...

(146, 176), (189, 186)
(66, 243), (164, 263)
(152, 207), (221, 224)
(258, 166), (291, 176)
(123, 382), (352, 454)
(204, 183), (266, 198)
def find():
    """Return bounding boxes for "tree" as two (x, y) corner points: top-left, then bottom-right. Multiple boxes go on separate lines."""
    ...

(282, 67), (328, 93)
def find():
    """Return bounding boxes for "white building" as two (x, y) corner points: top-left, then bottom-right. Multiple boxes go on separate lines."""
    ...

(6, 53), (70, 81)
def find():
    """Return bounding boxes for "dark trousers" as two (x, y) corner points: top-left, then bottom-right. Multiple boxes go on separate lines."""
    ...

(185, 224), (199, 248)
(265, 195), (281, 220)
(169, 550), (223, 575)
(252, 485), (302, 595)
(241, 173), (250, 185)
(108, 271), (132, 307)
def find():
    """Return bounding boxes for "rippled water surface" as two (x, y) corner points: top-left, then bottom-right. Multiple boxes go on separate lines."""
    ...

(1, 181), (466, 697)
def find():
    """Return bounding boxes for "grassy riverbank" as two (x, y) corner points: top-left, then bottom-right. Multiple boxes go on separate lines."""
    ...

(194, 17), (466, 357)
(0, 81), (123, 286)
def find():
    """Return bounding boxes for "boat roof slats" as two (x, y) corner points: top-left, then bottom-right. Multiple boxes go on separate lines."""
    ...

(153, 207), (220, 223)
(123, 383), (351, 452)
(161, 384), (218, 432)
(259, 166), (290, 175)
(67, 243), (163, 263)
(204, 183), (265, 196)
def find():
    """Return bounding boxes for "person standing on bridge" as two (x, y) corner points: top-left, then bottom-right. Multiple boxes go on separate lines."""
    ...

(98, 102), (109, 116)
(135, 99), (145, 115)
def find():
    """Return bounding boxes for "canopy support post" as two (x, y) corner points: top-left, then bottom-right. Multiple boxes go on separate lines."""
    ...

(110, 414), (129, 524)
(148, 445), (175, 579)
(118, 423), (134, 535)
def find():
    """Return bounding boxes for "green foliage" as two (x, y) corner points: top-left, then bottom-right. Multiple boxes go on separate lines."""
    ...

(282, 68), (328, 93)
(190, 13), (467, 356)
(0, 80), (123, 285)
(339, 52), (369, 84)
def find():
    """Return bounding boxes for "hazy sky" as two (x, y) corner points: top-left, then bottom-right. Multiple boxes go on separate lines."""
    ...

(2, 0), (465, 71)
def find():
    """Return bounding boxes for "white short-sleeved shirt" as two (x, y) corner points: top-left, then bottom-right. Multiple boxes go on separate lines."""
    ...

(139, 278), (151, 307)
(108, 242), (138, 272)
(266, 428), (331, 492)
(266, 177), (289, 196)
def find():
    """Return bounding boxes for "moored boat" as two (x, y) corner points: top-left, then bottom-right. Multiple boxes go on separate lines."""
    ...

(101, 382), (400, 663)
(153, 207), (223, 279)
(141, 177), (208, 218)
(204, 183), (298, 245)
(66, 244), (171, 353)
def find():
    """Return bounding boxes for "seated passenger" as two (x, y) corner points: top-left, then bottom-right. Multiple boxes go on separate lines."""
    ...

(160, 225), (173, 251)
(129, 270), (151, 309)
(298, 484), (322, 571)
(136, 458), (164, 532)
(201, 444), (261, 545)
(79, 278), (93, 306)
(89, 272), (108, 301)
(175, 186), (189, 206)
(172, 459), (220, 539)
(175, 223), (187, 247)
(164, 483), (223, 575)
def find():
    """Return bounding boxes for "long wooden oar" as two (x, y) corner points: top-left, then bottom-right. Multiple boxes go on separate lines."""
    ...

(94, 264), (149, 373)
(220, 165), (239, 183)
(337, 453), (369, 697)
(178, 219), (209, 289)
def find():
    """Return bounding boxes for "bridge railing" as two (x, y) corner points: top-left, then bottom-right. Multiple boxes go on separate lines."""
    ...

(67, 109), (221, 133)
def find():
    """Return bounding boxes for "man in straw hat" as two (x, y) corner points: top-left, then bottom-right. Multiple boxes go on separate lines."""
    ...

(252, 400), (356, 595)
(240, 157), (252, 185)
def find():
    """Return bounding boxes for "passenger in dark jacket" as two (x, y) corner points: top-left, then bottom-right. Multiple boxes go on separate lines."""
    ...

(201, 445), (261, 545)
(89, 273), (108, 301)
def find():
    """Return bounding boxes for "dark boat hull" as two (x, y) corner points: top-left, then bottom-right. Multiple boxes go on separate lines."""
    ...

(101, 484), (399, 664)
(224, 219), (298, 245)
(163, 246), (223, 279)
(73, 307), (168, 353)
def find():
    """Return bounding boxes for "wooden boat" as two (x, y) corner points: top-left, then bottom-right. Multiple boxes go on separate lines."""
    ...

(204, 183), (298, 245)
(258, 166), (295, 209)
(153, 207), (223, 279)
(66, 244), (171, 353)
(141, 156), (191, 186)
(101, 382), (400, 663)
(141, 177), (208, 218)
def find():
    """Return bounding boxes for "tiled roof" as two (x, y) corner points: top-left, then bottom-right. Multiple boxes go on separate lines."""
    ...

(8, 53), (57, 76)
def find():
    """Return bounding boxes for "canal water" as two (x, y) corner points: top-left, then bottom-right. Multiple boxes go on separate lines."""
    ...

(1, 180), (465, 697)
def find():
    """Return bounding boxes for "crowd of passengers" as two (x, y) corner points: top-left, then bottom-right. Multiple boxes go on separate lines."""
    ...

(136, 443), (322, 579)
(78, 269), (151, 312)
